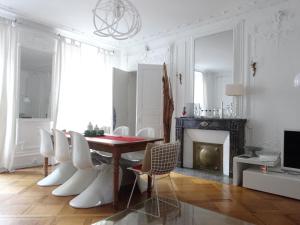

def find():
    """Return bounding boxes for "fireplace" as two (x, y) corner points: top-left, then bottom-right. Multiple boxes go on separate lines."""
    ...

(193, 142), (223, 173)
(176, 117), (247, 176)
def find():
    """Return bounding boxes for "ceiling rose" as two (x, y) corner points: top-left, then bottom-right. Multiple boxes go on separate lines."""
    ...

(92, 0), (142, 40)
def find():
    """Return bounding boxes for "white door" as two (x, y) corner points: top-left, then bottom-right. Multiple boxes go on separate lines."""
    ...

(136, 64), (163, 138)
(112, 68), (137, 136)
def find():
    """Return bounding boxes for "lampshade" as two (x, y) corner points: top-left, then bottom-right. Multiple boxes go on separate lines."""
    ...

(294, 74), (300, 87)
(225, 84), (244, 96)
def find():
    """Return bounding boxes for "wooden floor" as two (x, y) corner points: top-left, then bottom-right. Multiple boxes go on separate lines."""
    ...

(0, 167), (300, 225)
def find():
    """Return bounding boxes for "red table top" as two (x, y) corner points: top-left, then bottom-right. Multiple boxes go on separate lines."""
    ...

(94, 135), (145, 142)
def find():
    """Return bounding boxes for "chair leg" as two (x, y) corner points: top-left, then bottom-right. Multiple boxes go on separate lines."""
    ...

(44, 157), (48, 177)
(167, 174), (180, 208)
(154, 174), (180, 209)
(153, 175), (161, 218)
(127, 175), (138, 209)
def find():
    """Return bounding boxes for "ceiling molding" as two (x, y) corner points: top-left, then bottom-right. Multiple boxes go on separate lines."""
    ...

(120, 0), (289, 48)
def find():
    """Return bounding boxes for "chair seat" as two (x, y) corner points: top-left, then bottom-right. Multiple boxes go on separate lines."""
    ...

(121, 151), (145, 162)
(132, 164), (142, 170)
(96, 150), (112, 158)
(127, 165), (147, 175)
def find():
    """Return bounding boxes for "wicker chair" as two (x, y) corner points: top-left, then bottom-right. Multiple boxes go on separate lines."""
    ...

(127, 142), (180, 217)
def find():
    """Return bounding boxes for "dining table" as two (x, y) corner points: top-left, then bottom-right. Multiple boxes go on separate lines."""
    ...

(45, 134), (163, 209)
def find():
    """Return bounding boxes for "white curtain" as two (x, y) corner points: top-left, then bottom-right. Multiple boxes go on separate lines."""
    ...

(51, 38), (62, 129)
(194, 71), (207, 108)
(0, 20), (18, 171)
(56, 38), (113, 132)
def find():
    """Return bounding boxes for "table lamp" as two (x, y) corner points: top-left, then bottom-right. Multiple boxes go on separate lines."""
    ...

(225, 84), (244, 118)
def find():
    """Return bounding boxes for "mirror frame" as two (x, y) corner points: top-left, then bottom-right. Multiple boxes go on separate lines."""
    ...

(16, 44), (54, 121)
(190, 20), (246, 118)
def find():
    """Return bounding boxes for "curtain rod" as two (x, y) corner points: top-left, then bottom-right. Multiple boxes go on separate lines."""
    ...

(0, 15), (115, 55)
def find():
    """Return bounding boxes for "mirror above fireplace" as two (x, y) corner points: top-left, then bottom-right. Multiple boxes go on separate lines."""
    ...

(193, 30), (233, 111)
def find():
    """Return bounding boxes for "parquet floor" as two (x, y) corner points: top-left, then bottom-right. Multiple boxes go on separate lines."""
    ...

(0, 167), (300, 225)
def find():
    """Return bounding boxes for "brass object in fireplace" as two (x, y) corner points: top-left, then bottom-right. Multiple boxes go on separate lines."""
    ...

(193, 142), (223, 172)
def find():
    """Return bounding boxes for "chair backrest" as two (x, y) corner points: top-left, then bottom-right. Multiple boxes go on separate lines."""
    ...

(39, 129), (54, 157)
(70, 131), (94, 169)
(53, 129), (71, 162)
(136, 127), (155, 138)
(150, 142), (180, 175)
(113, 126), (129, 136)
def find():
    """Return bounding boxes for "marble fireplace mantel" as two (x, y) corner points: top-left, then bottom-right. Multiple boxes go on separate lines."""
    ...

(175, 117), (247, 175)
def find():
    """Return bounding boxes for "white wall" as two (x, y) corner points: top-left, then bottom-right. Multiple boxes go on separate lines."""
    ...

(245, 0), (300, 152)
(121, 0), (300, 152)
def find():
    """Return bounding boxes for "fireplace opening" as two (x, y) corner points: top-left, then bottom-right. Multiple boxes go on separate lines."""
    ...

(193, 142), (223, 173)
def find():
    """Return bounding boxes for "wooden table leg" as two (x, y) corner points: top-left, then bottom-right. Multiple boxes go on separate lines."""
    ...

(147, 175), (152, 197)
(44, 157), (48, 177)
(113, 151), (120, 210)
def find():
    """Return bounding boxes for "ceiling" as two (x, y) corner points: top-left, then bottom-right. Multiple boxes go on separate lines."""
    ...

(0, 0), (282, 47)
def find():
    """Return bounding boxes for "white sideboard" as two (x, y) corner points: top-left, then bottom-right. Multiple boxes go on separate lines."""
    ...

(233, 155), (300, 200)
(233, 155), (280, 186)
(243, 168), (300, 200)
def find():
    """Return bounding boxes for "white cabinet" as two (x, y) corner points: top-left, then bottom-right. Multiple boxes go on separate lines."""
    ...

(14, 119), (51, 169)
(243, 168), (300, 200)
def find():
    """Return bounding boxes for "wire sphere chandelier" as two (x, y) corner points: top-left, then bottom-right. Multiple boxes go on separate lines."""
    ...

(92, 0), (142, 40)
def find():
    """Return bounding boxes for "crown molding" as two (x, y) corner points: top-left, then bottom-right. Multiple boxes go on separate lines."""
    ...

(120, 0), (289, 49)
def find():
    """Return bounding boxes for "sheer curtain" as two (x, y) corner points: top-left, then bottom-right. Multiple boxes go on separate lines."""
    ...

(51, 38), (62, 129)
(56, 38), (113, 132)
(0, 20), (18, 171)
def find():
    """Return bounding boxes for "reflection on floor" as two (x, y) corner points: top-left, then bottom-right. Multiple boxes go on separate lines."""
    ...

(175, 167), (232, 184)
(93, 198), (253, 225)
(0, 167), (300, 225)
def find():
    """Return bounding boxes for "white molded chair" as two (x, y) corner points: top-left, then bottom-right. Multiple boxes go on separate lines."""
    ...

(70, 164), (122, 208)
(37, 129), (76, 186)
(121, 128), (155, 192)
(136, 128), (155, 139)
(52, 131), (99, 196)
(127, 142), (180, 218)
(97, 126), (130, 159)
(113, 126), (129, 136)
(122, 127), (155, 162)
(67, 132), (122, 208)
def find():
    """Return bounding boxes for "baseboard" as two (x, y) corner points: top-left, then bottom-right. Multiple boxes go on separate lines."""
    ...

(0, 168), (7, 173)
(12, 150), (44, 170)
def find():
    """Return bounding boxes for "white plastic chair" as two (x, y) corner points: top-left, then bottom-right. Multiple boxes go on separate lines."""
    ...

(37, 129), (76, 186)
(121, 128), (155, 192)
(127, 142), (180, 218)
(136, 128), (155, 139)
(96, 126), (130, 159)
(113, 126), (129, 136)
(39, 128), (54, 158)
(122, 127), (155, 162)
(52, 131), (99, 196)
(66, 131), (122, 208)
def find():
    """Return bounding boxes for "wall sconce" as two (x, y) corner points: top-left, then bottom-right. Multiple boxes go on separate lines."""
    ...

(294, 73), (300, 87)
(176, 73), (182, 85)
(251, 62), (257, 77)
